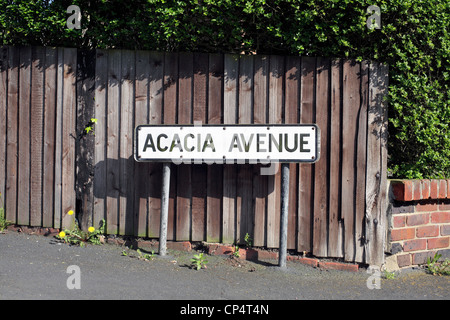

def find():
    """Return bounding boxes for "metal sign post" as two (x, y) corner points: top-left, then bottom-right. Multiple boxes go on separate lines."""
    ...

(278, 162), (290, 268)
(158, 162), (171, 256)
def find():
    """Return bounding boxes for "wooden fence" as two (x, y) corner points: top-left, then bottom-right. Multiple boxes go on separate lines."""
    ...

(0, 46), (388, 265)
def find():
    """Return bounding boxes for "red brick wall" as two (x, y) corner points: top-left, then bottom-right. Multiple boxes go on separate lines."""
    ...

(388, 180), (450, 268)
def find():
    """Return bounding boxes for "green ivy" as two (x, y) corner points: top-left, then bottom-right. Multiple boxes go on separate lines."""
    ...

(1, 0), (449, 178)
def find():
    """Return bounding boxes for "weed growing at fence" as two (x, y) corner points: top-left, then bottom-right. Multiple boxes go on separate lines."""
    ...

(0, 193), (13, 232)
(244, 233), (252, 248)
(84, 118), (97, 135)
(137, 249), (156, 261)
(382, 270), (397, 280)
(57, 212), (105, 247)
(233, 245), (240, 258)
(191, 253), (209, 270)
(426, 253), (450, 276)
(121, 246), (156, 262)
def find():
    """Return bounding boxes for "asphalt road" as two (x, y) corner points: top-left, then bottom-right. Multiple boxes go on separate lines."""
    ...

(0, 231), (448, 302)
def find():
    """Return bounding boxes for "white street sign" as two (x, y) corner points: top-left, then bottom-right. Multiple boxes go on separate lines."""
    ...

(135, 124), (320, 164)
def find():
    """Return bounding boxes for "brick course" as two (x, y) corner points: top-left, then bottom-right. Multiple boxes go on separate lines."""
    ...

(389, 179), (450, 269)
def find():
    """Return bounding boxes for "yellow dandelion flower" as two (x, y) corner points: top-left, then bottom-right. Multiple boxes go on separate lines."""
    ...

(88, 227), (95, 233)
(59, 231), (66, 238)
(67, 210), (74, 216)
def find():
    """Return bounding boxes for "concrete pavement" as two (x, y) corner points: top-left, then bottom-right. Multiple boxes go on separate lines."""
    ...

(0, 231), (448, 301)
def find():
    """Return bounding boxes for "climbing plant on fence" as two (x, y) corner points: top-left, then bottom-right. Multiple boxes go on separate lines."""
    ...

(1, 0), (449, 178)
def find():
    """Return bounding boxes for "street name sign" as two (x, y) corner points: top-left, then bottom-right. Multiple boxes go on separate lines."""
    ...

(135, 124), (320, 164)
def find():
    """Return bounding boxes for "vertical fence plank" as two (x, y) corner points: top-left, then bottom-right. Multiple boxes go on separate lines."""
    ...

(191, 52), (208, 241)
(176, 52), (193, 241)
(0, 47), (8, 216)
(341, 60), (360, 261)
(236, 54), (254, 244)
(133, 50), (150, 237)
(298, 56), (315, 252)
(30, 47), (45, 226)
(42, 48), (57, 228)
(5, 47), (19, 224)
(119, 50), (135, 235)
(163, 52), (178, 240)
(76, 49), (96, 231)
(252, 55), (268, 247)
(61, 48), (77, 230)
(222, 54), (239, 244)
(284, 56), (300, 250)
(365, 62), (388, 266)
(378, 63), (389, 266)
(354, 61), (369, 262)
(147, 51), (164, 238)
(328, 59), (343, 258)
(17, 47), (31, 226)
(312, 58), (330, 257)
(206, 53), (223, 243)
(105, 49), (121, 234)
(93, 49), (108, 230)
(53, 48), (64, 229)
(266, 55), (284, 248)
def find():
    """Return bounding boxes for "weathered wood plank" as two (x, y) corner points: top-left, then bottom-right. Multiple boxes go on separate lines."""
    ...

(147, 51), (164, 238)
(61, 48), (77, 230)
(93, 49), (108, 230)
(5, 46), (19, 224)
(176, 52), (193, 241)
(312, 57), (330, 257)
(105, 49), (121, 234)
(54, 48), (64, 229)
(354, 61), (369, 262)
(0, 47), (8, 218)
(206, 53), (223, 243)
(365, 62), (388, 266)
(284, 56), (300, 250)
(266, 55), (283, 248)
(236, 54), (254, 244)
(30, 46), (45, 226)
(298, 56), (315, 253)
(377, 63), (389, 267)
(327, 59), (343, 258)
(76, 49), (96, 231)
(191, 52), (208, 241)
(119, 50), (135, 235)
(17, 46), (31, 226)
(42, 47), (57, 228)
(133, 50), (150, 237)
(163, 52), (178, 240)
(147, 52), (164, 237)
(252, 55), (268, 247)
(341, 60), (360, 262)
(222, 54), (239, 244)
